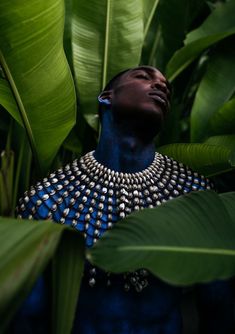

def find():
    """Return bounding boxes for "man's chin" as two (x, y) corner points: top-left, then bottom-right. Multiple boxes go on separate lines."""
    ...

(135, 111), (164, 139)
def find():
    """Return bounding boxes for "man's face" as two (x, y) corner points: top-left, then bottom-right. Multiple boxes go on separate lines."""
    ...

(110, 66), (171, 125)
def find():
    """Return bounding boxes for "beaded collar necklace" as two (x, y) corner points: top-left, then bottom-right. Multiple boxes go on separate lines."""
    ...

(17, 150), (211, 292)
(78, 150), (183, 220)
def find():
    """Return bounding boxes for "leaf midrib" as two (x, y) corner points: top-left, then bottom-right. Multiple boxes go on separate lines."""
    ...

(0, 51), (40, 169)
(102, 0), (111, 89)
(117, 245), (235, 256)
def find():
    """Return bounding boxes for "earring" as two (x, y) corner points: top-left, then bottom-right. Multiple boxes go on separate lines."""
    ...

(98, 95), (111, 105)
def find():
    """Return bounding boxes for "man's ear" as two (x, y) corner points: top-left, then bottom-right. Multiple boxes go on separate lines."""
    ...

(98, 90), (112, 105)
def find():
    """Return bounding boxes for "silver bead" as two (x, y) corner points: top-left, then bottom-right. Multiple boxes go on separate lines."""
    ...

(100, 195), (105, 202)
(89, 278), (96, 287)
(119, 203), (125, 210)
(96, 220), (102, 228)
(119, 212), (125, 218)
(42, 194), (49, 201)
(24, 196), (29, 203)
(163, 189), (169, 196)
(82, 196), (87, 203)
(107, 197), (113, 204)
(70, 198), (75, 205)
(72, 219), (77, 227)
(173, 190), (179, 196)
(97, 211), (102, 218)
(36, 200), (42, 206)
(85, 214), (90, 221)
(57, 197), (63, 204)
(85, 189), (91, 196)
(63, 191), (69, 197)
(75, 191), (80, 198)
(102, 187), (108, 194)
(30, 189), (36, 196)
(63, 208), (70, 217)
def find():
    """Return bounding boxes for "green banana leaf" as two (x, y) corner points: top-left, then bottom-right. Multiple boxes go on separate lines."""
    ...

(142, 0), (160, 39)
(157, 143), (235, 176)
(0, 217), (84, 333)
(166, 1), (235, 81)
(209, 98), (235, 136)
(145, 0), (205, 71)
(71, 0), (144, 129)
(52, 230), (84, 334)
(0, 78), (22, 125)
(0, 150), (14, 216)
(88, 191), (235, 285)
(63, 0), (73, 69)
(205, 135), (235, 152)
(190, 45), (235, 142)
(0, 0), (76, 174)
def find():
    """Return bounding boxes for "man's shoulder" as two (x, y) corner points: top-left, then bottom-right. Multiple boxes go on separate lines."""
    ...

(157, 152), (214, 194)
(16, 159), (81, 221)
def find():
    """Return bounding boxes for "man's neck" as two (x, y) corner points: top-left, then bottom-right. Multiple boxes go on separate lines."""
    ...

(94, 119), (156, 173)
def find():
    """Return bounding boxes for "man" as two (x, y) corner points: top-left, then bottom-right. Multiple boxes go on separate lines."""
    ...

(15, 66), (234, 333)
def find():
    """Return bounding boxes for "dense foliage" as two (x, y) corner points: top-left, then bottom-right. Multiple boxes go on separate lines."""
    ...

(0, 0), (235, 331)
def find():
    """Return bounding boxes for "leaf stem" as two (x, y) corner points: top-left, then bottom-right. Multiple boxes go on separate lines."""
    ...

(118, 245), (235, 256)
(102, 0), (111, 89)
(0, 51), (41, 172)
(144, 0), (160, 40)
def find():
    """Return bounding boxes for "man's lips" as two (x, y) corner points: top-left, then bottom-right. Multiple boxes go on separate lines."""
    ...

(148, 91), (169, 112)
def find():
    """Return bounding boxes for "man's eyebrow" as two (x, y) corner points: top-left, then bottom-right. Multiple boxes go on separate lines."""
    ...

(129, 67), (152, 74)
(129, 67), (172, 91)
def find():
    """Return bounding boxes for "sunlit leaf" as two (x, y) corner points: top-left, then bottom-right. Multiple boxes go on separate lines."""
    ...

(0, 0), (76, 173)
(72, 0), (144, 129)
(88, 191), (235, 285)
(158, 143), (235, 176)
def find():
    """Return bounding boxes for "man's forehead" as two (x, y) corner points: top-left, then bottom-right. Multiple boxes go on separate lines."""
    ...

(123, 66), (166, 80)
(129, 66), (160, 73)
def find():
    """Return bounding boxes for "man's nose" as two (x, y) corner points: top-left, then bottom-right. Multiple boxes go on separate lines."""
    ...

(151, 80), (170, 96)
(151, 80), (167, 92)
